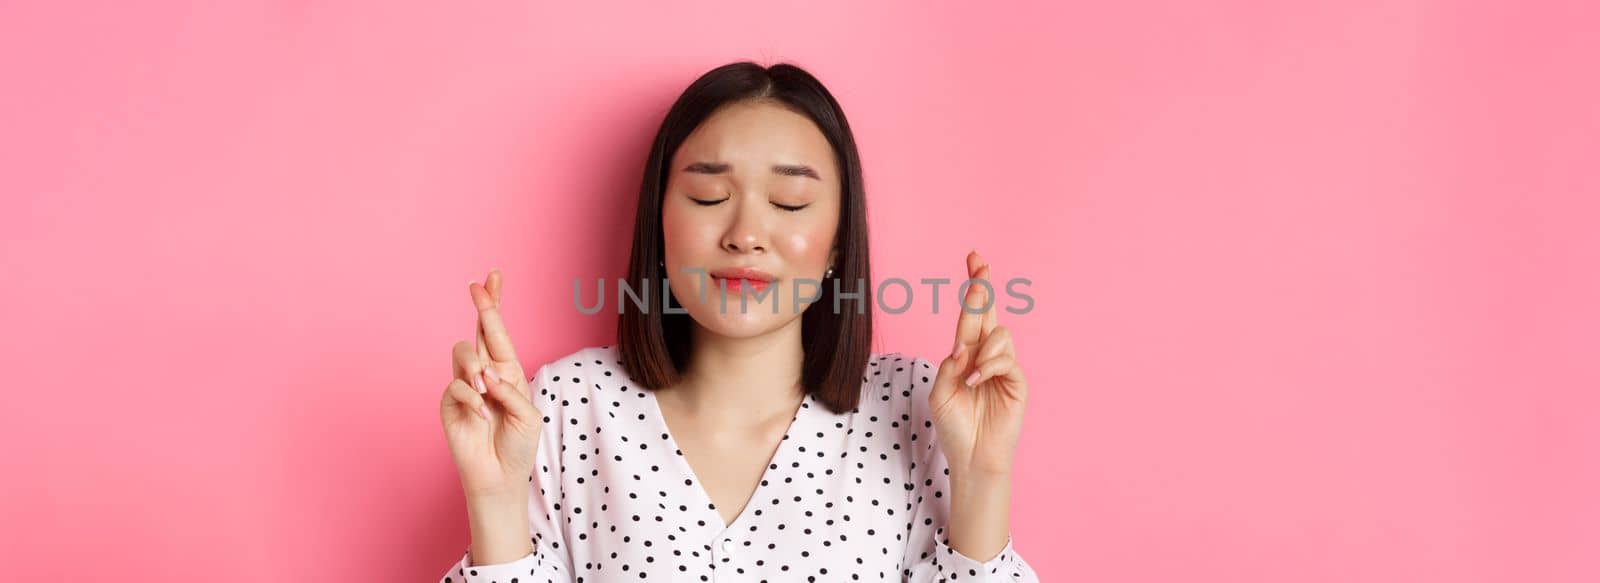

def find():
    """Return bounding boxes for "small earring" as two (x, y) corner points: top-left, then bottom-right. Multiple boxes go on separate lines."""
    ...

(824, 266), (834, 278)
(659, 259), (665, 268)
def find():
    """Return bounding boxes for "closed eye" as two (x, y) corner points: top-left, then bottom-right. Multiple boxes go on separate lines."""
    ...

(690, 198), (809, 212)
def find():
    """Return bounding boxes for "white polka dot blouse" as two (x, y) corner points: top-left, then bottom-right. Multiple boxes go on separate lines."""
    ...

(440, 344), (1040, 582)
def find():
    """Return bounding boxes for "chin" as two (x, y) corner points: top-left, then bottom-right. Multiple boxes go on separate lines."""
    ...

(690, 304), (798, 337)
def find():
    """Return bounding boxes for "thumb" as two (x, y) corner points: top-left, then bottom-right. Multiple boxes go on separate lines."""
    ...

(483, 376), (541, 425)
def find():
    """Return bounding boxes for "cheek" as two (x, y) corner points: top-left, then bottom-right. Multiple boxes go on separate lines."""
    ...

(660, 202), (722, 253)
(778, 221), (836, 263)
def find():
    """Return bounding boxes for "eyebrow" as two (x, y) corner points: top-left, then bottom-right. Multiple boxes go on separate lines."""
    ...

(683, 161), (821, 180)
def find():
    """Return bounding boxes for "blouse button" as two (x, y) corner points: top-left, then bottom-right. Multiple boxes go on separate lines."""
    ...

(720, 538), (734, 553)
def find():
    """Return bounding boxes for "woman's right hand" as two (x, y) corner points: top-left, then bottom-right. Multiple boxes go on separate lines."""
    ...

(440, 269), (545, 501)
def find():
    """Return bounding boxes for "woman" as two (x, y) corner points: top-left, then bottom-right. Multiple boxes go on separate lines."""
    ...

(438, 61), (1039, 582)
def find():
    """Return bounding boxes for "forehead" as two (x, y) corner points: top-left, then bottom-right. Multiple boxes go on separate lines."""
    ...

(674, 100), (836, 171)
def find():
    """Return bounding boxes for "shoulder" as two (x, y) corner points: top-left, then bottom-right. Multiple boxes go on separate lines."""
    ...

(860, 351), (942, 452)
(863, 351), (938, 398)
(852, 351), (945, 467)
(863, 351), (939, 400)
(527, 344), (626, 405)
(532, 344), (623, 381)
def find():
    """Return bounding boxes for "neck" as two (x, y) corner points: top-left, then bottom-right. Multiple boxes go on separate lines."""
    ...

(669, 318), (807, 427)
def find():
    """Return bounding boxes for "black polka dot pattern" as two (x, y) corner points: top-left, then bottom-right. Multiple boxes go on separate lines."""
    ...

(440, 345), (1039, 582)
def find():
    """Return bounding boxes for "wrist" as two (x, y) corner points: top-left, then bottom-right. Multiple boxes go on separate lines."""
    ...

(947, 470), (1014, 563)
(466, 487), (529, 510)
(950, 470), (1011, 504)
(465, 492), (532, 566)
(949, 464), (1012, 488)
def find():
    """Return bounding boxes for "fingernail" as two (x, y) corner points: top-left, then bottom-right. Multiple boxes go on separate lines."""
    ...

(952, 340), (966, 359)
(964, 370), (981, 387)
(473, 374), (486, 394)
(483, 365), (500, 384)
(477, 404), (492, 420)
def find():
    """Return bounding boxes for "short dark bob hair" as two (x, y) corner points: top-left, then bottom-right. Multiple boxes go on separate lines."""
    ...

(616, 61), (873, 415)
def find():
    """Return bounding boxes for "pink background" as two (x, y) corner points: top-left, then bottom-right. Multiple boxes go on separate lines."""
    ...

(3, 1), (1596, 581)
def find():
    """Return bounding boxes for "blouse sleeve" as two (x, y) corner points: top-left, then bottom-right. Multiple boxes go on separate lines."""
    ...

(901, 357), (1041, 582)
(437, 364), (574, 583)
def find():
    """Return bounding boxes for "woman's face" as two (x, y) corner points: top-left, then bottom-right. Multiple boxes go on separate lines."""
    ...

(661, 99), (842, 338)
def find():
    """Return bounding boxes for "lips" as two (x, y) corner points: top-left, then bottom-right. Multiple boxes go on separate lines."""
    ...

(709, 267), (775, 294)
(709, 267), (776, 282)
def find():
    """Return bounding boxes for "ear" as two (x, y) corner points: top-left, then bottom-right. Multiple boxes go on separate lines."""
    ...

(827, 247), (839, 270)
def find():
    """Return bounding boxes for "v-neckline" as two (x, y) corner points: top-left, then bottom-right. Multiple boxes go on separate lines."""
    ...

(643, 386), (812, 539)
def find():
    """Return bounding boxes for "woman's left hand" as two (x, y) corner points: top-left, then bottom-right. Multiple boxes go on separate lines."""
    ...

(930, 250), (1029, 477)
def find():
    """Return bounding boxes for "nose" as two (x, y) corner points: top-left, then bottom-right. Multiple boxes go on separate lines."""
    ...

(721, 196), (768, 254)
